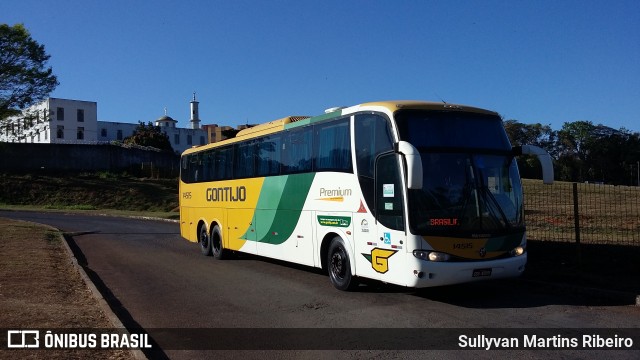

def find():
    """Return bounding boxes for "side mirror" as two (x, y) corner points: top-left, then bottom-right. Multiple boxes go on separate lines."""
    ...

(513, 145), (554, 185)
(395, 141), (423, 189)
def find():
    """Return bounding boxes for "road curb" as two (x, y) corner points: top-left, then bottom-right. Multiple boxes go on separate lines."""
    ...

(56, 229), (149, 360)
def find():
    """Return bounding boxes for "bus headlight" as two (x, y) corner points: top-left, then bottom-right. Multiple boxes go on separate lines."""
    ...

(510, 235), (527, 257)
(413, 250), (450, 262)
(510, 246), (525, 257)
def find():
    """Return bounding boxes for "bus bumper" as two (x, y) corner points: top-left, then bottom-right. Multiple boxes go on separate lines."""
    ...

(406, 253), (527, 288)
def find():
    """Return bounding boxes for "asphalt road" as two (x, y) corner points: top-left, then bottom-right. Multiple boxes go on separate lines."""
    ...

(2, 210), (638, 360)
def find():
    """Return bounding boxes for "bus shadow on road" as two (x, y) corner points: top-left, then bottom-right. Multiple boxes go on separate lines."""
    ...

(227, 250), (637, 308)
(409, 279), (637, 308)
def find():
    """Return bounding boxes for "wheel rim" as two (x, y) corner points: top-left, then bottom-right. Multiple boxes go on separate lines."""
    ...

(331, 248), (346, 280)
(200, 228), (209, 249)
(212, 232), (221, 254)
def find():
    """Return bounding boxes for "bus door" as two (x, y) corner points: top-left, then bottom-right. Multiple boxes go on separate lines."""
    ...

(353, 113), (399, 281)
(371, 152), (406, 281)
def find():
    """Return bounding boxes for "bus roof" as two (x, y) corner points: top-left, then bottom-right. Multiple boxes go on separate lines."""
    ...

(235, 116), (311, 139)
(181, 100), (499, 156)
(356, 100), (499, 116)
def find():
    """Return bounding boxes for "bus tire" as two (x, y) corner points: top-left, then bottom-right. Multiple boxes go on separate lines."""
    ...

(199, 224), (212, 256)
(327, 237), (357, 291)
(211, 225), (227, 260)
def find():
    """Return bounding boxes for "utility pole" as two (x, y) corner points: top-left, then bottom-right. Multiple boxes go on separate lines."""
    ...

(637, 161), (639, 187)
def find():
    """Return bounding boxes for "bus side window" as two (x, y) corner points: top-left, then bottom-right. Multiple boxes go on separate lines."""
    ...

(283, 127), (313, 174)
(256, 135), (282, 177)
(314, 118), (352, 173)
(234, 140), (256, 179)
(190, 153), (203, 183)
(181, 155), (190, 183)
(201, 150), (213, 182)
(214, 146), (233, 180)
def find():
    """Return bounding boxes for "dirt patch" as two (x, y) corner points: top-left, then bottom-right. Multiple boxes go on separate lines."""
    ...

(0, 218), (134, 359)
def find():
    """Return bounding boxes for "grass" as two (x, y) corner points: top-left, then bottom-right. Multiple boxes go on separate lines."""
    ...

(523, 179), (640, 245)
(0, 171), (179, 219)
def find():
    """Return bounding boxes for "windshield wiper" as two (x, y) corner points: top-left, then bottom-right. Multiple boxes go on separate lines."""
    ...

(455, 157), (479, 225)
(479, 186), (511, 229)
(455, 156), (512, 231)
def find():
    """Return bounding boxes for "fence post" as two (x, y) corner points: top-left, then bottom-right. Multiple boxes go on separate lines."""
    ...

(572, 182), (582, 264)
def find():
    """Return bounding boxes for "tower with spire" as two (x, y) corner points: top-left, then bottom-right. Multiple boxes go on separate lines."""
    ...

(190, 92), (201, 130)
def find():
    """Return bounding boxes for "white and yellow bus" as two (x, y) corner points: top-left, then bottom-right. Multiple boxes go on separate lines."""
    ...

(179, 101), (553, 290)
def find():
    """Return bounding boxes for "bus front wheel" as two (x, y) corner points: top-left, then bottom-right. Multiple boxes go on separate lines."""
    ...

(327, 237), (357, 291)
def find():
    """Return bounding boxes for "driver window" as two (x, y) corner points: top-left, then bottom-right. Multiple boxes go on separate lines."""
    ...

(376, 152), (405, 231)
(355, 113), (394, 213)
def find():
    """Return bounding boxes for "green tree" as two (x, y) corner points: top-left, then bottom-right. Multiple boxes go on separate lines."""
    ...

(505, 118), (640, 184)
(123, 122), (173, 152)
(0, 24), (58, 121)
(221, 127), (240, 139)
(556, 121), (596, 161)
(553, 121), (637, 183)
(503, 119), (556, 179)
(504, 120), (555, 150)
(585, 129), (640, 185)
(555, 121), (598, 182)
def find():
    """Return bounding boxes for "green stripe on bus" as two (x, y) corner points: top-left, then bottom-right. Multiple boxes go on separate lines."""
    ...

(247, 173), (316, 245)
(284, 111), (343, 130)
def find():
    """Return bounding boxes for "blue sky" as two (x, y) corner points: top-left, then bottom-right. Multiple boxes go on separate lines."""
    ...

(2, 0), (639, 131)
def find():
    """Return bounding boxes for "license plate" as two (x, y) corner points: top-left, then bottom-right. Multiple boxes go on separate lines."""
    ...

(472, 268), (492, 277)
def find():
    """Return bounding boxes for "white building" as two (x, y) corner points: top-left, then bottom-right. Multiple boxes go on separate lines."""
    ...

(96, 121), (137, 143)
(148, 110), (208, 153)
(1, 95), (209, 153)
(96, 111), (208, 154)
(0, 98), (97, 144)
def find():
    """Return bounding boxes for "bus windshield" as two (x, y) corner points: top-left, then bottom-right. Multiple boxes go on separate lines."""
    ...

(395, 110), (524, 235)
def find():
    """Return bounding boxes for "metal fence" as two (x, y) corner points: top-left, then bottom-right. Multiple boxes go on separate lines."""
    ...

(0, 142), (179, 178)
(523, 180), (640, 246)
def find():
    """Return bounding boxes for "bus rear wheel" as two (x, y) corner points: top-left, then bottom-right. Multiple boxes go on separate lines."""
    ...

(327, 237), (357, 291)
(211, 225), (227, 260)
(199, 224), (212, 256)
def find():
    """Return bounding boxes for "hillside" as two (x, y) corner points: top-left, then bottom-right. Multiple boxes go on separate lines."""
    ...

(0, 172), (178, 215)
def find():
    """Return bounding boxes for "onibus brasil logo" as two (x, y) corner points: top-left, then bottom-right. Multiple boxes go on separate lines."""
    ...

(6, 330), (152, 349)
